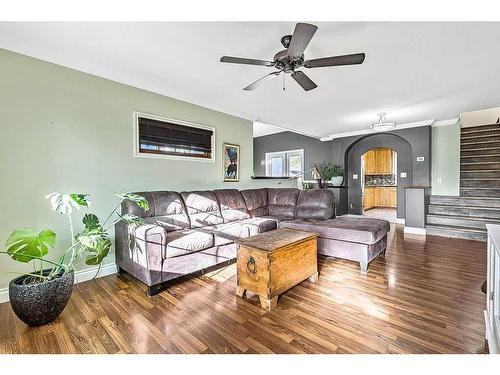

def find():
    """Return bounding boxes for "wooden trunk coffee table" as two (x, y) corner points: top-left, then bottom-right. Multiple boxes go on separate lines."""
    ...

(235, 228), (319, 311)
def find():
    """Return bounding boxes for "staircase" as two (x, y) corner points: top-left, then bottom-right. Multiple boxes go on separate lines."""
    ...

(426, 123), (500, 241)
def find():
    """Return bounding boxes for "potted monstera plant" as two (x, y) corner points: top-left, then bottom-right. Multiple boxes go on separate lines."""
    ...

(1, 192), (148, 326)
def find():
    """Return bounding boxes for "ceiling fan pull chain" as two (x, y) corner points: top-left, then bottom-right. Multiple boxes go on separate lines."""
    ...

(283, 73), (286, 91)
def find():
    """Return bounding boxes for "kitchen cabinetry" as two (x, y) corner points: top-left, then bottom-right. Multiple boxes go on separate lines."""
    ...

(364, 186), (397, 210)
(363, 150), (377, 175)
(363, 148), (395, 175)
(364, 187), (375, 210)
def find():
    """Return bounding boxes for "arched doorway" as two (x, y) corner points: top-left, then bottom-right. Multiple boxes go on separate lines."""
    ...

(344, 133), (413, 219)
(361, 147), (398, 221)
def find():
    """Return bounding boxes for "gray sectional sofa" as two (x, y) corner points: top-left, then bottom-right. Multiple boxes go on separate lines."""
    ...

(115, 188), (390, 295)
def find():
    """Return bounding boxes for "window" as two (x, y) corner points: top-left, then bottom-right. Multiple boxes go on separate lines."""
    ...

(134, 112), (215, 161)
(265, 149), (304, 177)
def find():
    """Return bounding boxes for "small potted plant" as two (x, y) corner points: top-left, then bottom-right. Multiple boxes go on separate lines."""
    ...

(1, 192), (148, 326)
(319, 161), (345, 187)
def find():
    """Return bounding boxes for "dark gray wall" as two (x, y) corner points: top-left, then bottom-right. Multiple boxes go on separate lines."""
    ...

(253, 131), (331, 177)
(345, 133), (413, 218)
(253, 126), (431, 218)
(330, 126), (432, 218)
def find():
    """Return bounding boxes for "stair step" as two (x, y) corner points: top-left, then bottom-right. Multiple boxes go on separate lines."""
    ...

(426, 214), (500, 229)
(427, 204), (500, 218)
(461, 155), (500, 163)
(461, 148), (500, 157)
(429, 195), (500, 207)
(461, 131), (500, 140)
(460, 179), (500, 188)
(461, 124), (500, 134)
(460, 188), (500, 197)
(462, 136), (500, 144)
(461, 140), (500, 150)
(461, 170), (500, 179)
(425, 224), (486, 241)
(460, 162), (500, 170)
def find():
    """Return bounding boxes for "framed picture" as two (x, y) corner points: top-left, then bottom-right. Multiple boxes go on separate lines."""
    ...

(223, 143), (240, 182)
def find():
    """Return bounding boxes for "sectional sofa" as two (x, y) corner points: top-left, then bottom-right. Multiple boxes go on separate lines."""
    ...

(115, 188), (390, 295)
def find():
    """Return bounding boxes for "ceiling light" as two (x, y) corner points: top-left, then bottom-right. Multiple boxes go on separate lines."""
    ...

(371, 113), (396, 131)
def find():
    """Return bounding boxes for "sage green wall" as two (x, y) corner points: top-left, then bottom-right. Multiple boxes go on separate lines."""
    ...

(431, 123), (461, 196)
(0, 49), (275, 292)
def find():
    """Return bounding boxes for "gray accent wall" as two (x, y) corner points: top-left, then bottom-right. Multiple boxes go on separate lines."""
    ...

(254, 126), (432, 218)
(328, 127), (431, 218)
(253, 131), (331, 177)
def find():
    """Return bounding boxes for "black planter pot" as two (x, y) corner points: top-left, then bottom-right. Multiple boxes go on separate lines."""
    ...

(9, 269), (74, 326)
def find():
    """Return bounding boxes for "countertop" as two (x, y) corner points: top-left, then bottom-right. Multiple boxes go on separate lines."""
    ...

(365, 185), (397, 188)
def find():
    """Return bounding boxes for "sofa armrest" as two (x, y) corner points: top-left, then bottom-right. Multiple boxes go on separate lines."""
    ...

(117, 222), (167, 272)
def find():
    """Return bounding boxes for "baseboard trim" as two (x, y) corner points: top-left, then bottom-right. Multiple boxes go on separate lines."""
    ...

(404, 226), (426, 235)
(0, 263), (117, 304)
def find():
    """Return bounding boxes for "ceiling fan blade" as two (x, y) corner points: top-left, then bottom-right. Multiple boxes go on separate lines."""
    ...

(304, 53), (366, 68)
(220, 56), (274, 67)
(291, 71), (317, 91)
(287, 23), (318, 59)
(243, 71), (281, 91)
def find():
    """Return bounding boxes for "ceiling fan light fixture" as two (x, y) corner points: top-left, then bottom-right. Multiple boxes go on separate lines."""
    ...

(371, 113), (396, 131)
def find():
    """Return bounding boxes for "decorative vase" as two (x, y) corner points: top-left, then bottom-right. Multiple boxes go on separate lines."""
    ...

(9, 269), (74, 326)
(330, 176), (344, 186)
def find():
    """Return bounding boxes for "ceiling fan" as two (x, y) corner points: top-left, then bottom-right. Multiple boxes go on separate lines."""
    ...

(220, 23), (365, 92)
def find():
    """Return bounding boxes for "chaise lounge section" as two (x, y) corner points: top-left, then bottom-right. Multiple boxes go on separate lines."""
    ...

(115, 187), (390, 295)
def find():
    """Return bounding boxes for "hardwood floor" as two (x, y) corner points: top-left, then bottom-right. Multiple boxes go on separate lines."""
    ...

(0, 224), (489, 354)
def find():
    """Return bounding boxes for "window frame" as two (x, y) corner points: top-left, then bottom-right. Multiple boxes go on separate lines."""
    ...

(265, 149), (305, 177)
(133, 111), (216, 162)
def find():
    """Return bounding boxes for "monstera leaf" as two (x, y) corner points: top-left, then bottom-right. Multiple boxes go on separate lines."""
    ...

(46, 192), (90, 215)
(118, 213), (144, 225)
(84, 238), (111, 265)
(82, 213), (101, 231)
(78, 228), (108, 249)
(115, 192), (149, 211)
(5, 228), (56, 263)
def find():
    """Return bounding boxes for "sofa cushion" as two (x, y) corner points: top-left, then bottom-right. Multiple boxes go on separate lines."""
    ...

(267, 188), (300, 219)
(180, 190), (224, 228)
(239, 217), (278, 236)
(213, 189), (251, 222)
(165, 230), (215, 258)
(152, 191), (191, 228)
(142, 216), (187, 232)
(279, 217), (390, 245)
(296, 189), (336, 220)
(128, 222), (168, 246)
(207, 222), (251, 245)
(240, 188), (269, 217)
(121, 191), (191, 230)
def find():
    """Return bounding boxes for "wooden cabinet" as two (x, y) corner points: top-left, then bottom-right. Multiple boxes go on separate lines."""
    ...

(376, 149), (393, 174)
(364, 187), (374, 210)
(363, 150), (377, 175)
(388, 187), (397, 208)
(365, 187), (397, 210)
(363, 148), (394, 175)
(374, 187), (387, 207)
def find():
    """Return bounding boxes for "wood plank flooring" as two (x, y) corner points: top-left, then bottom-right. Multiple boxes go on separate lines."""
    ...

(0, 224), (489, 354)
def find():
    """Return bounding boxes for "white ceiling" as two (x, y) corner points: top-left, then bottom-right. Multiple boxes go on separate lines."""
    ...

(1, 22), (499, 138)
(253, 121), (286, 138)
